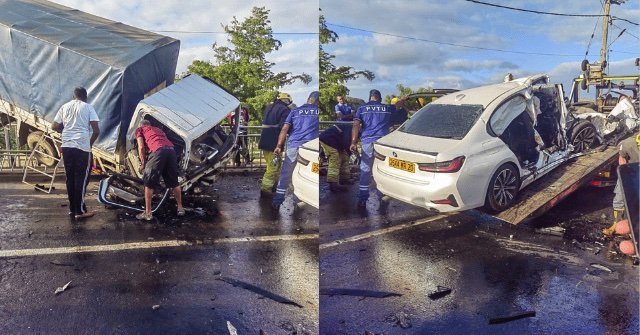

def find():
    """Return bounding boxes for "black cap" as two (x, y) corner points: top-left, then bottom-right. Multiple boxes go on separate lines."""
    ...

(369, 89), (381, 101)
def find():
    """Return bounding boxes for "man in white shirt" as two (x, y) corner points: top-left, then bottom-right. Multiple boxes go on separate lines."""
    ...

(52, 87), (100, 220)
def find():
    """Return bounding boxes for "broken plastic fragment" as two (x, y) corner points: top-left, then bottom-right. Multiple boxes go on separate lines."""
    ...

(489, 311), (536, 324)
(152, 305), (160, 310)
(226, 321), (237, 335)
(534, 226), (566, 237)
(590, 263), (613, 273)
(54, 281), (72, 295)
(320, 288), (402, 298)
(428, 286), (452, 300)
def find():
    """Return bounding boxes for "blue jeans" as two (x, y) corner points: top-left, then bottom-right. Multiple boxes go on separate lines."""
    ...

(358, 142), (382, 202)
(273, 147), (299, 206)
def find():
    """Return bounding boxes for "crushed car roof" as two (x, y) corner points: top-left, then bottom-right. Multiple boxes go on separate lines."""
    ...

(436, 75), (548, 107)
(137, 75), (240, 136)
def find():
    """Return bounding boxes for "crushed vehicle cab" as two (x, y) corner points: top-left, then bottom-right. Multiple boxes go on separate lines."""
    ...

(98, 75), (240, 214)
(373, 75), (601, 213)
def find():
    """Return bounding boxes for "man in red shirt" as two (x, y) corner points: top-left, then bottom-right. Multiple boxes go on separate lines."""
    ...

(135, 119), (184, 220)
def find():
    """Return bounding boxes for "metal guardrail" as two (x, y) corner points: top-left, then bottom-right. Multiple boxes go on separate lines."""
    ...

(0, 149), (31, 172)
(0, 124), (303, 173)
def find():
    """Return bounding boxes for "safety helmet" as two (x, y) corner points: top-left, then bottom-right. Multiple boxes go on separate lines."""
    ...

(418, 97), (427, 106)
(277, 92), (292, 103)
(390, 97), (400, 105)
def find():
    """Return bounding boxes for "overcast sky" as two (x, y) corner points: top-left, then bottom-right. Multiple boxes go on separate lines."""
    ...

(52, 0), (319, 106)
(323, 0), (639, 101)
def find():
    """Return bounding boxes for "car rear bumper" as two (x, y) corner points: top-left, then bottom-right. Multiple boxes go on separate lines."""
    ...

(292, 166), (319, 209)
(373, 161), (472, 212)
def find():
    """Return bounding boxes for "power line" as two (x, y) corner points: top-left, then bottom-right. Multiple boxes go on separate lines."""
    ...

(611, 22), (640, 40)
(465, 0), (638, 26)
(328, 23), (584, 57)
(152, 30), (317, 35)
(610, 50), (640, 55)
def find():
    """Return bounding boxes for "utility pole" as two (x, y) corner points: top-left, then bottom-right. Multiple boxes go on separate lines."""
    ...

(599, 0), (611, 64)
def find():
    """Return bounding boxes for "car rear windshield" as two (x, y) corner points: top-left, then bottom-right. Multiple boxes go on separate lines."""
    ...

(398, 104), (483, 139)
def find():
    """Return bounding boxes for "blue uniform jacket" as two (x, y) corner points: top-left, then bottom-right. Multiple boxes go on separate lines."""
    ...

(354, 101), (395, 144)
(285, 103), (319, 149)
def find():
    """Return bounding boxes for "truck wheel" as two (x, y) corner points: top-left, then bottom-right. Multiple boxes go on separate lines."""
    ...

(570, 120), (598, 153)
(485, 163), (520, 213)
(26, 131), (58, 167)
(581, 59), (589, 71)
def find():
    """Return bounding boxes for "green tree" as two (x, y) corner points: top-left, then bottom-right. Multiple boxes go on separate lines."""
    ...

(319, 11), (374, 120)
(188, 7), (312, 123)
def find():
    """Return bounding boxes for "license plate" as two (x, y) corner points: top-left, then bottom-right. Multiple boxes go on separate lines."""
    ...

(311, 162), (319, 174)
(388, 157), (415, 173)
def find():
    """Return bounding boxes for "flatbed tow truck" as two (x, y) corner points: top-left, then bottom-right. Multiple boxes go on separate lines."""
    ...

(494, 0), (638, 225)
(495, 146), (618, 224)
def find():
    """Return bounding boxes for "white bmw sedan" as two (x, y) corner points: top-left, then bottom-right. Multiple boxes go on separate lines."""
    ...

(373, 75), (598, 213)
(292, 138), (320, 209)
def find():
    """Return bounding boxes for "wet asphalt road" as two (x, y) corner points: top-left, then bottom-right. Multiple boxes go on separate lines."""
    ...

(0, 172), (318, 334)
(1, 170), (638, 335)
(319, 179), (639, 335)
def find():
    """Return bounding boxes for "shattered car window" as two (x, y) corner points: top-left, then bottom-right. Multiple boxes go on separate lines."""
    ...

(489, 95), (529, 137)
(398, 104), (483, 139)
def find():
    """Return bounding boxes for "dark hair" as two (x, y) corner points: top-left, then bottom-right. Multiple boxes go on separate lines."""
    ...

(74, 87), (88, 102)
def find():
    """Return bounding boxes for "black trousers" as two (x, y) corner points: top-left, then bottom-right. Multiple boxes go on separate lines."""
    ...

(61, 147), (91, 215)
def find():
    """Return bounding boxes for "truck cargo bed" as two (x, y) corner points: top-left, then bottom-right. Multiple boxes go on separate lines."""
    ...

(494, 146), (618, 225)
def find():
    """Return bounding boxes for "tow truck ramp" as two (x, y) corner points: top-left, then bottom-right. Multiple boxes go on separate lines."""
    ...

(494, 146), (618, 225)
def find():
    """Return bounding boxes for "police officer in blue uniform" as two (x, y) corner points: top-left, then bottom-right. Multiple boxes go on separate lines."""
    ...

(335, 95), (353, 121)
(272, 91), (320, 209)
(349, 89), (395, 208)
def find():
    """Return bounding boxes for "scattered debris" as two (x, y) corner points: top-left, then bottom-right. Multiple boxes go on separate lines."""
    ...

(590, 263), (613, 273)
(594, 247), (601, 255)
(152, 304), (160, 310)
(226, 321), (238, 335)
(385, 312), (412, 329)
(28, 230), (33, 238)
(534, 226), (566, 237)
(320, 288), (402, 298)
(278, 321), (295, 332)
(365, 331), (382, 335)
(216, 276), (303, 308)
(428, 286), (452, 300)
(259, 330), (268, 335)
(571, 239), (585, 250)
(489, 311), (536, 324)
(54, 280), (72, 295)
(50, 261), (74, 267)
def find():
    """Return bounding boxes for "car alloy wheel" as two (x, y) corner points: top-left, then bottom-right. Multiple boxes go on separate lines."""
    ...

(570, 120), (598, 152)
(485, 163), (520, 213)
(493, 168), (518, 207)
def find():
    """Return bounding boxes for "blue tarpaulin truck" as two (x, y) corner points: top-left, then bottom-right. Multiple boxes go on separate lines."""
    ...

(0, 0), (240, 190)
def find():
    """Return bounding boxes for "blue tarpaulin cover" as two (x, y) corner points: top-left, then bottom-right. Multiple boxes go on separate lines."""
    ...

(0, 0), (180, 154)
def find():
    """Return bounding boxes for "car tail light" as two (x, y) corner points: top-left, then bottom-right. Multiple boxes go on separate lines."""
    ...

(418, 156), (465, 173)
(373, 149), (386, 161)
(296, 153), (310, 166)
